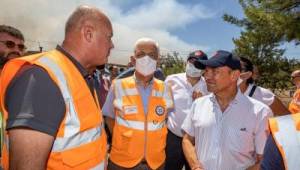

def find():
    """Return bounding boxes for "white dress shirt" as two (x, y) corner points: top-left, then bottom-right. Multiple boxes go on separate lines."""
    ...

(244, 83), (275, 106)
(182, 90), (272, 170)
(165, 73), (209, 137)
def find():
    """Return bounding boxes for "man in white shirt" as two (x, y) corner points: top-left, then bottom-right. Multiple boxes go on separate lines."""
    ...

(182, 50), (272, 170)
(165, 50), (209, 170)
(238, 57), (289, 116)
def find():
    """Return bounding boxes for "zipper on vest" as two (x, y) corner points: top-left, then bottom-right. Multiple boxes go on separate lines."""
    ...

(144, 113), (148, 162)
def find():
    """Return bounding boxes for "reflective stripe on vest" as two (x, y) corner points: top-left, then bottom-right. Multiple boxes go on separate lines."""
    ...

(273, 115), (300, 170)
(114, 79), (173, 110)
(52, 126), (102, 152)
(38, 57), (102, 152)
(116, 116), (165, 131)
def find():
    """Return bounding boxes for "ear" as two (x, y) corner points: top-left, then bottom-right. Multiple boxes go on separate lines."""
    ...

(231, 70), (241, 81)
(241, 71), (253, 80)
(82, 24), (94, 43)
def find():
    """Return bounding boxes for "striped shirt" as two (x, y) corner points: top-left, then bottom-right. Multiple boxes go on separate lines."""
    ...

(182, 90), (272, 170)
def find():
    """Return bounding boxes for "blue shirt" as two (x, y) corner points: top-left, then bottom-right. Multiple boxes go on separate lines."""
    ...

(261, 134), (285, 170)
(102, 75), (153, 118)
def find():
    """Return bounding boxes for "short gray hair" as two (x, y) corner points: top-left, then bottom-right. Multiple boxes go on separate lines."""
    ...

(134, 37), (160, 52)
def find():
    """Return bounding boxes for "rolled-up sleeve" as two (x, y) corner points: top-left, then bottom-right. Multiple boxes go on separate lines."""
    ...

(102, 84), (116, 119)
(255, 107), (272, 155)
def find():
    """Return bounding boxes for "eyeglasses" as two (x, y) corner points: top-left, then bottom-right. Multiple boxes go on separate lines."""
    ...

(291, 76), (300, 81)
(0, 40), (26, 51)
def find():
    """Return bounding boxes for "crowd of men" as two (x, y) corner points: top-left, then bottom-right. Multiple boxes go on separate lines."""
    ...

(0, 5), (299, 170)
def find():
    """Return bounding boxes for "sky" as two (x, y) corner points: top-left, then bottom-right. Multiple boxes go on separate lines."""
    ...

(0, 0), (299, 64)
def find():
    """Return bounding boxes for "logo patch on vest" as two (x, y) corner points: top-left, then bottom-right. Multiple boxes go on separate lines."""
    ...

(124, 105), (138, 115)
(155, 106), (165, 116)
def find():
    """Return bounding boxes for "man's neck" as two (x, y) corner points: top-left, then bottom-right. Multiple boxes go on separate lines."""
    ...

(215, 86), (238, 112)
(239, 82), (249, 93)
(61, 42), (95, 74)
(135, 71), (153, 87)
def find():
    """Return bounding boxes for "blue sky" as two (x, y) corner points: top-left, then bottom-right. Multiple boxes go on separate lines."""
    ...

(112, 0), (299, 60)
(1, 0), (298, 64)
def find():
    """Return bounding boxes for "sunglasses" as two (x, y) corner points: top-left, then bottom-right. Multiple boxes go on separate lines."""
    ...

(0, 40), (26, 51)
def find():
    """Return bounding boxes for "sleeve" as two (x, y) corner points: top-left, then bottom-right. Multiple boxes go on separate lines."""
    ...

(260, 135), (285, 170)
(5, 65), (66, 136)
(102, 84), (116, 119)
(164, 82), (175, 111)
(254, 106), (272, 155)
(181, 102), (196, 137)
(260, 87), (275, 106)
(116, 67), (134, 79)
(154, 68), (165, 81)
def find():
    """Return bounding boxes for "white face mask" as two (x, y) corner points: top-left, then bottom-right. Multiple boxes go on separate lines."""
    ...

(135, 55), (157, 76)
(237, 77), (243, 86)
(186, 62), (203, 77)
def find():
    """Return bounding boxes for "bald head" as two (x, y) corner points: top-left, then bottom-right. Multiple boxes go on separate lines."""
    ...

(62, 5), (114, 73)
(65, 5), (111, 35)
(292, 70), (300, 78)
(292, 69), (300, 89)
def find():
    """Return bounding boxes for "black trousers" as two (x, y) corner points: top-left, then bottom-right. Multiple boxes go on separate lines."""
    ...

(165, 130), (191, 170)
(107, 159), (164, 170)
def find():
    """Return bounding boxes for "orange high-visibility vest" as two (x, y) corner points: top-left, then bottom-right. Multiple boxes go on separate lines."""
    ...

(0, 49), (107, 170)
(269, 113), (300, 170)
(110, 76), (173, 169)
(289, 89), (300, 114)
(0, 110), (8, 170)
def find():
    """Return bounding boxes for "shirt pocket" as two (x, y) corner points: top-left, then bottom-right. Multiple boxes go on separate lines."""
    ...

(227, 127), (254, 154)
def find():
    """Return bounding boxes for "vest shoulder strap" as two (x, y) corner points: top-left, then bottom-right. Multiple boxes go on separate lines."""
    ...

(249, 85), (257, 97)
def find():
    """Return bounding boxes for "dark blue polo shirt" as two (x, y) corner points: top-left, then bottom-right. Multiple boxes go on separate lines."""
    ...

(261, 134), (285, 170)
(5, 45), (101, 136)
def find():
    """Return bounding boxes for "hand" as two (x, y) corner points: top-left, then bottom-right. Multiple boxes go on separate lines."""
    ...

(192, 91), (203, 101)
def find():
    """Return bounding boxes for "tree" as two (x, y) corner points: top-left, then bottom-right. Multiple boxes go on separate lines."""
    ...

(223, 0), (300, 90)
(258, 0), (300, 44)
(160, 52), (185, 76)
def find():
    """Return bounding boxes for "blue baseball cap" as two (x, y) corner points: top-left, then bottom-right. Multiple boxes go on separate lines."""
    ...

(194, 50), (241, 70)
(187, 50), (208, 61)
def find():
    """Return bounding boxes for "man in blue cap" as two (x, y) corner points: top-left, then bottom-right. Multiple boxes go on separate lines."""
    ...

(182, 50), (272, 170)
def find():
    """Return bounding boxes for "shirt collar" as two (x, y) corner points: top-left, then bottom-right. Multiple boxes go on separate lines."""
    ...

(133, 72), (154, 86)
(56, 45), (95, 79)
(210, 88), (242, 105)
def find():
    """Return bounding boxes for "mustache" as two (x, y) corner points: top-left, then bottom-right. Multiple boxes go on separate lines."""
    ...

(0, 51), (22, 68)
(7, 51), (21, 59)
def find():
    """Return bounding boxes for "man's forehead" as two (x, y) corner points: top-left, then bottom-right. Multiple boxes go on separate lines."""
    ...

(136, 43), (158, 52)
(0, 32), (24, 42)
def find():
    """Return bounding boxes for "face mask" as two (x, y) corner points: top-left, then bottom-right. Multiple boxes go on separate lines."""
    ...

(135, 55), (157, 76)
(186, 62), (203, 77)
(237, 77), (243, 86)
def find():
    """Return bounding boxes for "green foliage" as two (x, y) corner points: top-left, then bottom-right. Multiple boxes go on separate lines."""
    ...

(160, 52), (185, 76)
(223, 0), (300, 90)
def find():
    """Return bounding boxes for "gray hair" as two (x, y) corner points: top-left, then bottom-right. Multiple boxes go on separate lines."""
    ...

(134, 37), (160, 52)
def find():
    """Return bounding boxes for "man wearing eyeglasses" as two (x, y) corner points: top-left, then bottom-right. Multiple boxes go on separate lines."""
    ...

(0, 25), (25, 170)
(289, 70), (300, 114)
(0, 25), (26, 70)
